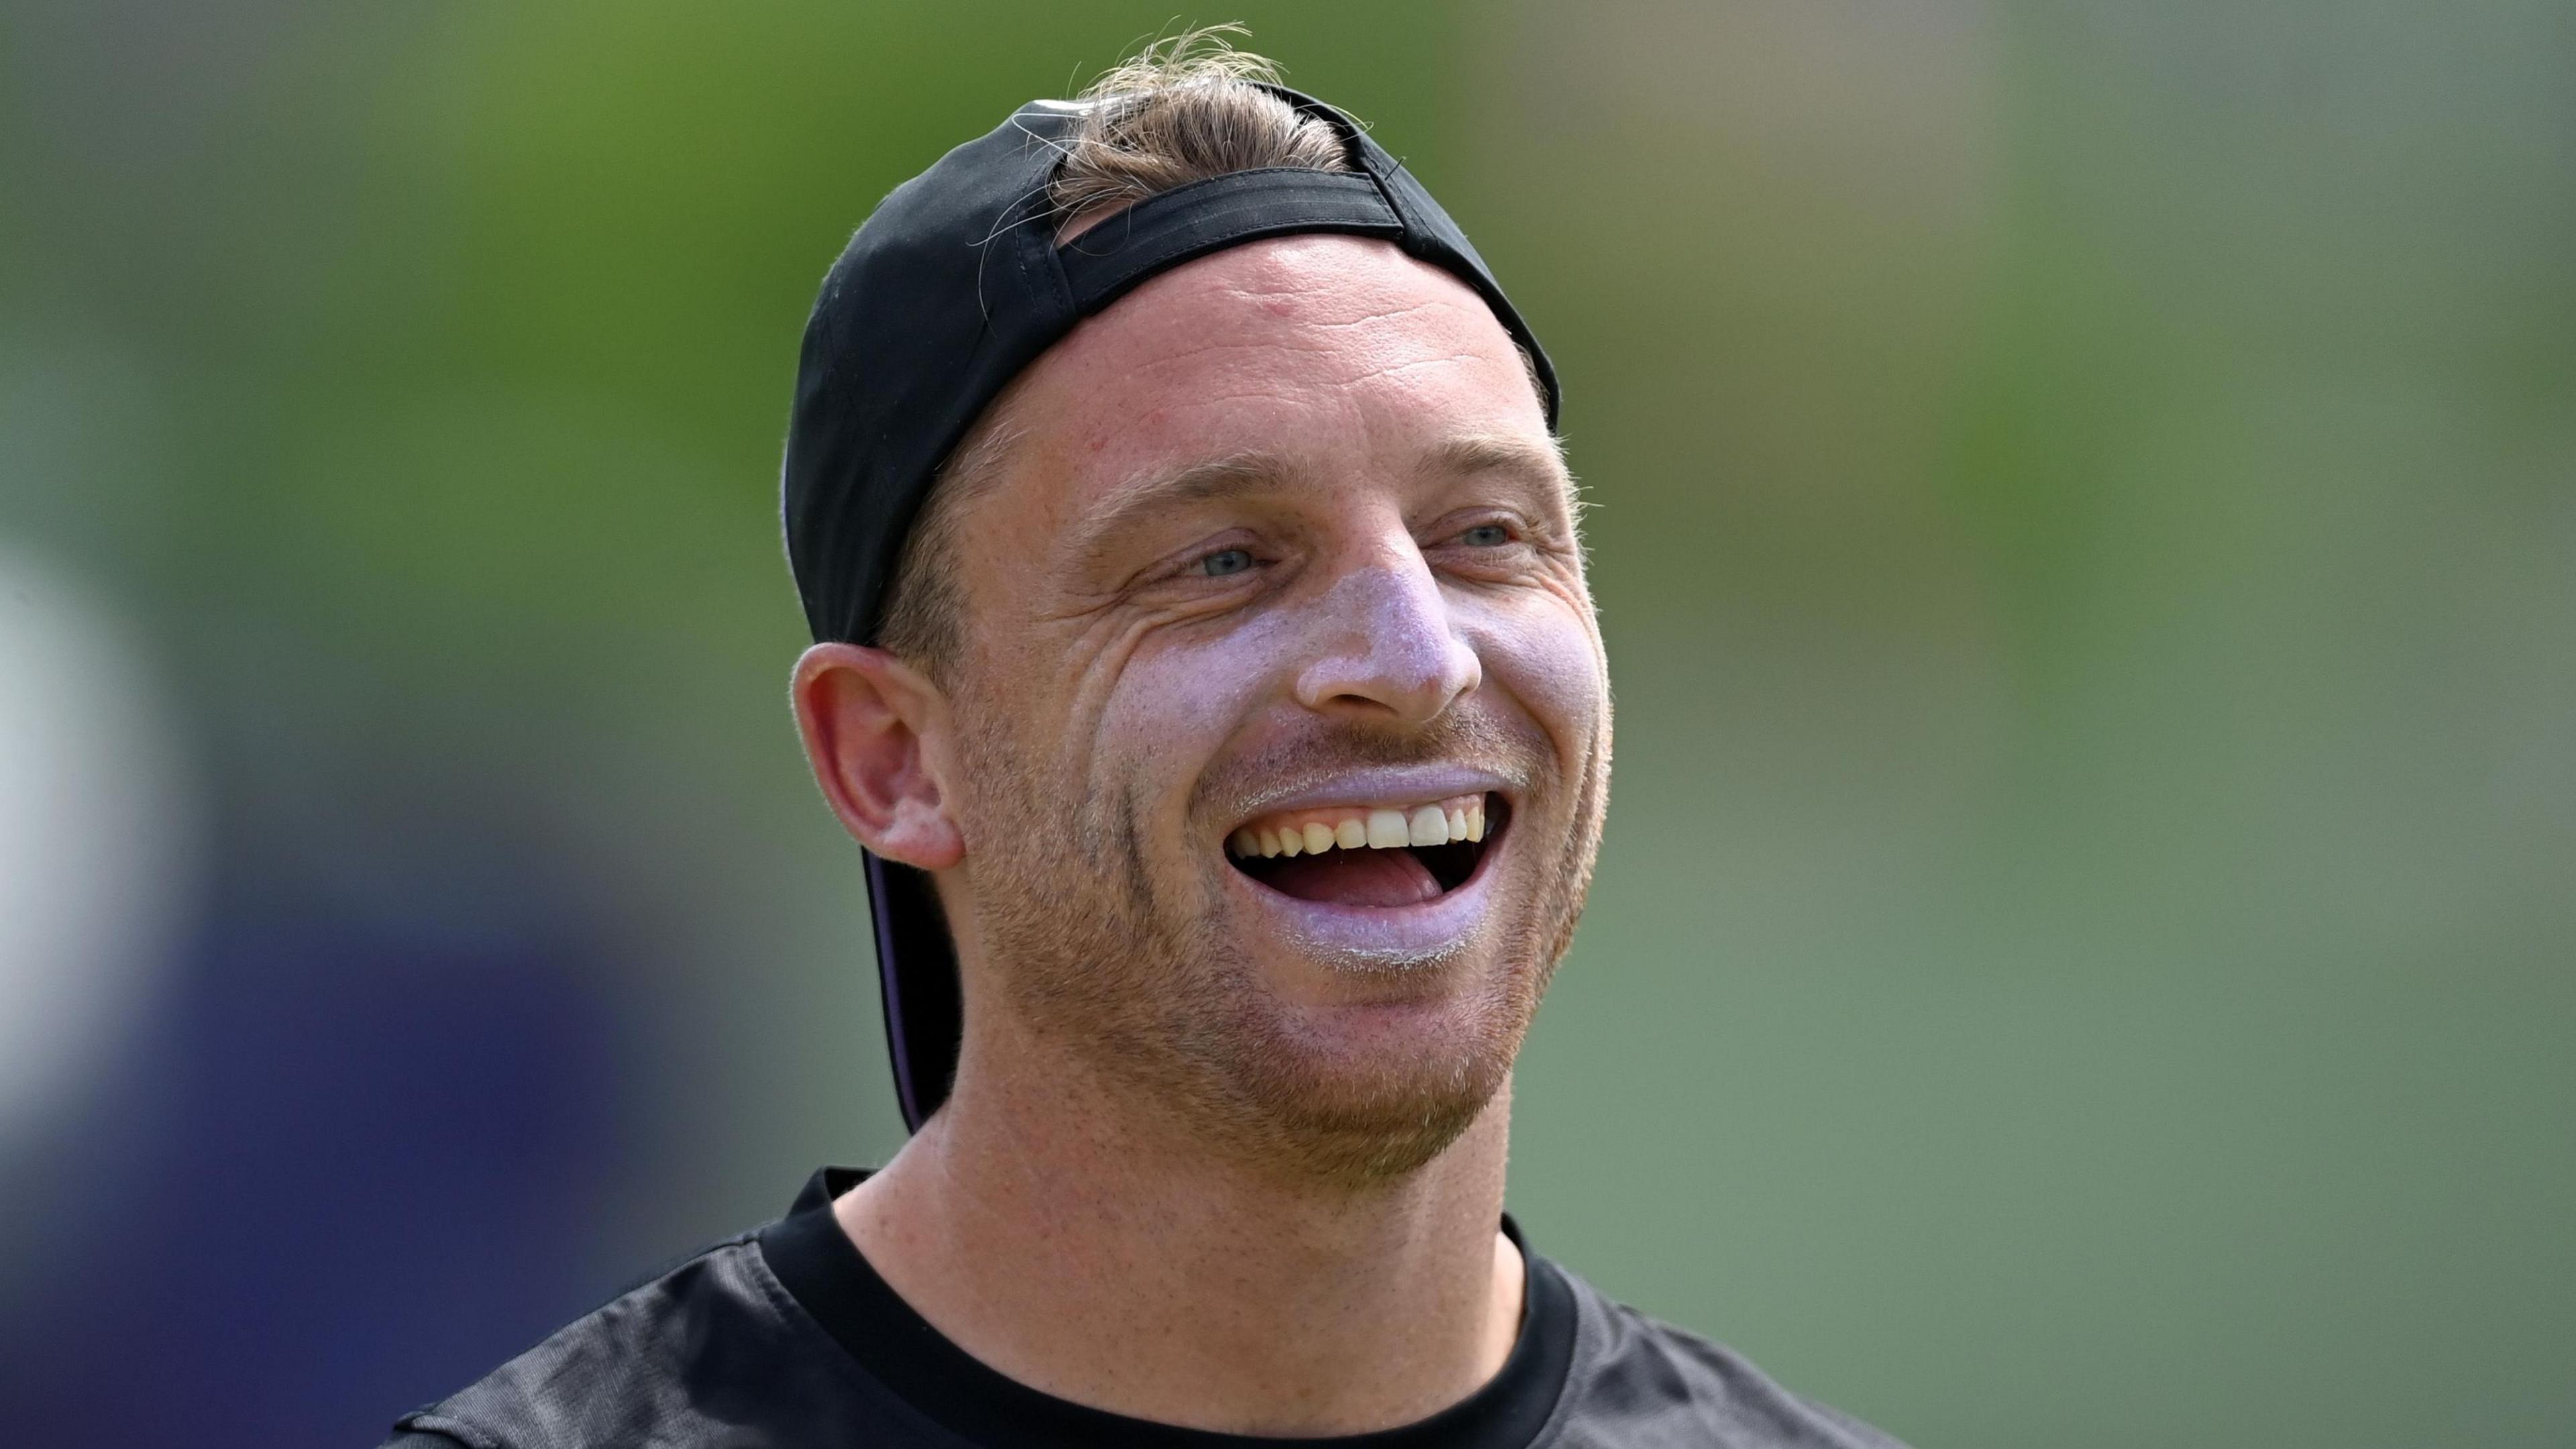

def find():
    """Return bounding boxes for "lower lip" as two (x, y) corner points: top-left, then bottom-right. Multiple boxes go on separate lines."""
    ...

(1223, 815), (1509, 965)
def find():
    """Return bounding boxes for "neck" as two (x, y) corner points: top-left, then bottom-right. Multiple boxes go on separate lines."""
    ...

(836, 1014), (1524, 1436)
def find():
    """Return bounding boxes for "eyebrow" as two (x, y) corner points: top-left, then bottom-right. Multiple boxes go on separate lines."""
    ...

(1065, 432), (1576, 581)
(1423, 433), (1576, 503)
(1065, 453), (1297, 580)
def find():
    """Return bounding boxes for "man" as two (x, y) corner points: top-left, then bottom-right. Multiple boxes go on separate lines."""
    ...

(386, 35), (1909, 1449)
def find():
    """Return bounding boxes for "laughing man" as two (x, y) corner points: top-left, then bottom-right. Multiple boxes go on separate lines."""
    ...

(385, 36), (1910, 1449)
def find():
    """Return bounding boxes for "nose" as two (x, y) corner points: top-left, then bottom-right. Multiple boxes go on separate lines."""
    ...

(1291, 552), (1482, 726)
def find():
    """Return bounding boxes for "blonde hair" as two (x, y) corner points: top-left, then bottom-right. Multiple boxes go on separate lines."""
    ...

(1048, 26), (1354, 229)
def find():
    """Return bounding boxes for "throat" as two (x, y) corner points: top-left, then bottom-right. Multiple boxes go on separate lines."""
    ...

(840, 1112), (1525, 1439)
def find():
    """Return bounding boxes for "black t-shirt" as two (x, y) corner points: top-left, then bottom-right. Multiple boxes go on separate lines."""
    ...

(382, 1169), (1907, 1448)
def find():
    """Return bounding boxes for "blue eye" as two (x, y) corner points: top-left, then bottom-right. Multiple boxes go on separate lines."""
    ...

(1197, 547), (1255, 578)
(1459, 524), (1511, 547)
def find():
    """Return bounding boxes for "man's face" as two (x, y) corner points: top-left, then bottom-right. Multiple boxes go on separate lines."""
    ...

(934, 235), (1611, 1179)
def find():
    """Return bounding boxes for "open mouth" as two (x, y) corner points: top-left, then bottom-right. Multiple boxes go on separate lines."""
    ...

(1224, 793), (1509, 908)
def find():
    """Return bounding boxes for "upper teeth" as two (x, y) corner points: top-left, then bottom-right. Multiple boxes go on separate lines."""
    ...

(1227, 794), (1489, 859)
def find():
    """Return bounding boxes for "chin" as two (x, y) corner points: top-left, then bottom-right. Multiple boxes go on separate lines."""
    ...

(1186, 953), (1534, 1183)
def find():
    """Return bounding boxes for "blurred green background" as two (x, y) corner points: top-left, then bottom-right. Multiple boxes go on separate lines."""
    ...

(2, 2), (2570, 1445)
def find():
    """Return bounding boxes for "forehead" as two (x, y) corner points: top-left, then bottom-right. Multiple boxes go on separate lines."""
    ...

(989, 235), (1551, 520)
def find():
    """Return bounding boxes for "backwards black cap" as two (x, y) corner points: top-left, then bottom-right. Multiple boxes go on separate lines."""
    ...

(782, 86), (1558, 1131)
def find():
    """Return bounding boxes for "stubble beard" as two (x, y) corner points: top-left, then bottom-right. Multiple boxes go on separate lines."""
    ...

(951, 703), (1611, 1188)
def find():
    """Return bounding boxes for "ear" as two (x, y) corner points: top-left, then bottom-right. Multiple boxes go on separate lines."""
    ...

(790, 643), (966, 871)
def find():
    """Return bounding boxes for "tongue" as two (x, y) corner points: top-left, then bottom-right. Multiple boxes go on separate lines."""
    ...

(1262, 847), (1443, 907)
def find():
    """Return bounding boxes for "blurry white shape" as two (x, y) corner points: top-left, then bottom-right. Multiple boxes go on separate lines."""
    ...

(0, 543), (200, 1143)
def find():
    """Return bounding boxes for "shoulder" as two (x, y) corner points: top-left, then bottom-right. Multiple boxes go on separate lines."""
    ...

(379, 1232), (864, 1449)
(1546, 1261), (1912, 1449)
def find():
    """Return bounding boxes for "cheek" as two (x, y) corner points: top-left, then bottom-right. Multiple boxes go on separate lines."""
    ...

(1089, 607), (1309, 801)
(1467, 594), (1609, 772)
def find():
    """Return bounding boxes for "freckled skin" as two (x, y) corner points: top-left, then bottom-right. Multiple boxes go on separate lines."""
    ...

(924, 235), (1614, 1175)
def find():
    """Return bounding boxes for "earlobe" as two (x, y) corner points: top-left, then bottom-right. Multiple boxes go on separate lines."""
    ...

(790, 643), (966, 871)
